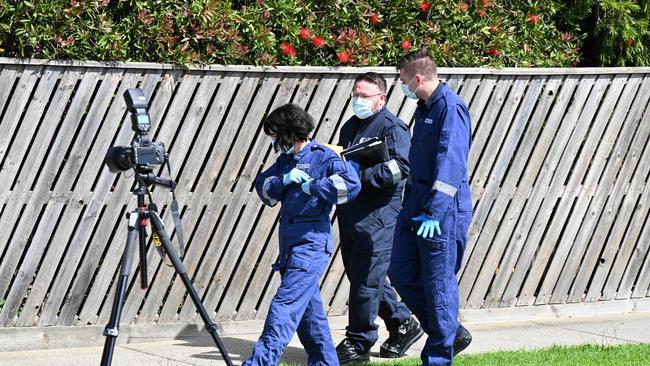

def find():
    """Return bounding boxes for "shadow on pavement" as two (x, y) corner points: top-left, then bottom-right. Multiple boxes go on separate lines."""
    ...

(174, 326), (309, 365)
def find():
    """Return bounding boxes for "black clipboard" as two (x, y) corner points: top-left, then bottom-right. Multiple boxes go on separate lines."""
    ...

(341, 137), (389, 166)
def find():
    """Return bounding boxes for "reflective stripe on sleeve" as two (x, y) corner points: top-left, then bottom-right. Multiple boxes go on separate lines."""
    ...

(433, 180), (457, 197)
(386, 159), (402, 184)
(263, 177), (278, 206)
(330, 174), (349, 204)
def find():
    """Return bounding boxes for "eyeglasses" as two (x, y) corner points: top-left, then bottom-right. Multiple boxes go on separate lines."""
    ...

(351, 92), (384, 99)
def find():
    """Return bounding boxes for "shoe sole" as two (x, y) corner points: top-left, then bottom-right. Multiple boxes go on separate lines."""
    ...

(454, 340), (471, 356)
(339, 356), (370, 365)
(379, 328), (425, 358)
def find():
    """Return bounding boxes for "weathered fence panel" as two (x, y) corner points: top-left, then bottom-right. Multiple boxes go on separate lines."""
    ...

(0, 59), (649, 329)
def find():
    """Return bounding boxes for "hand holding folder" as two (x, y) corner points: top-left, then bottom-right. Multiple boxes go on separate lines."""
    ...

(341, 137), (389, 166)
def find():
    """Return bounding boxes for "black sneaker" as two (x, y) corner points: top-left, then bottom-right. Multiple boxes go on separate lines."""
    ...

(336, 338), (370, 364)
(454, 323), (472, 355)
(379, 317), (425, 358)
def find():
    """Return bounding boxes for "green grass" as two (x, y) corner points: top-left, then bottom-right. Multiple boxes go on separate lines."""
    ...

(281, 344), (650, 366)
(360, 344), (650, 366)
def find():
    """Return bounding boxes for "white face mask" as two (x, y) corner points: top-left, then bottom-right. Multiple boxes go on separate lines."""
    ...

(352, 97), (374, 119)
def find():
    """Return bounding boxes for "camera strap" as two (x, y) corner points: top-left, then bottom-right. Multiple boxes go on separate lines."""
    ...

(167, 162), (186, 260)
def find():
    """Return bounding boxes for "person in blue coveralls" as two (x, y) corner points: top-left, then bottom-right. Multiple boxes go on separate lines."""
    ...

(389, 48), (474, 366)
(244, 103), (361, 366)
(335, 72), (424, 363)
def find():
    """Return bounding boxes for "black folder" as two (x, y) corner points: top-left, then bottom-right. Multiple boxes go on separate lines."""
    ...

(341, 137), (389, 166)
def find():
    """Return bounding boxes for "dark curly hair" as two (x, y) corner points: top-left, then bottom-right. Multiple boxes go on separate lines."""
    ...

(263, 103), (315, 145)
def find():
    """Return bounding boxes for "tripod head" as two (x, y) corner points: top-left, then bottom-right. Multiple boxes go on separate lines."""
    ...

(134, 167), (176, 190)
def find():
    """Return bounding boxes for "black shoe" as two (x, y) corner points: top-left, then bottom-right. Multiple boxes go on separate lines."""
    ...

(336, 338), (370, 364)
(454, 323), (472, 355)
(379, 317), (425, 358)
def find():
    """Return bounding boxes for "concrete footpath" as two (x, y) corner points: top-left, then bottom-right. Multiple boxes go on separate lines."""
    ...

(1, 312), (649, 365)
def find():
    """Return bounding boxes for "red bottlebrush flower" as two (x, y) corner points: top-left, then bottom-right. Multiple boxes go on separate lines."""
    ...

(368, 12), (380, 25)
(489, 24), (498, 33)
(458, 2), (468, 12)
(280, 42), (297, 57)
(299, 27), (311, 40)
(482, 0), (489, 5)
(337, 50), (350, 63)
(401, 40), (413, 51)
(488, 48), (501, 57)
(420, 1), (431, 12)
(626, 39), (635, 46)
(311, 36), (326, 48)
(527, 14), (539, 23)
(476, 8), (486, 17)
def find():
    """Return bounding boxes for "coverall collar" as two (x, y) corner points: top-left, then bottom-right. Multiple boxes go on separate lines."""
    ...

(292, 139), (315, 161)
(418, 82), (445, 111)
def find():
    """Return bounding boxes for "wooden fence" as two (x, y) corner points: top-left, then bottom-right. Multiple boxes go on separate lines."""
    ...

(0, 59), (649, 329)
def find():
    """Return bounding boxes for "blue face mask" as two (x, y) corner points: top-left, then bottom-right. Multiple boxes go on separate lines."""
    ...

(352, 97), (374, 119)
(401, 76), (418, 99)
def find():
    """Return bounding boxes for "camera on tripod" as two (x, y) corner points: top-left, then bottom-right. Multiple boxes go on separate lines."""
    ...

(105, 88), (166, 174)
(99, 88), (233, 366)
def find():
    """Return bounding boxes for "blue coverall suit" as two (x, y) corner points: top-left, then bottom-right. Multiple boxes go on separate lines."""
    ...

(336, 106), (412, 352)
(388, 84), (473, 366)
(245, 140), (361, 366)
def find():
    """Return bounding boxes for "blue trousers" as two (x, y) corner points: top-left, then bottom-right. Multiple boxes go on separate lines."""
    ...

(338, 204), (411, 352)
(388, 208), (471, 366)
(243, 239), (338, 366)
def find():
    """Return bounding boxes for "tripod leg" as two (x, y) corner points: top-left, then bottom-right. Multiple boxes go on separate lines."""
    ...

(137, 194), (148, 289)
(101, 212), (138, 366)
(148, 211), (234, 366)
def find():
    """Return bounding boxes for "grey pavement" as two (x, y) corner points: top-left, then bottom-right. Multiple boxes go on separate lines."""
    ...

(1, 312), (649, 365)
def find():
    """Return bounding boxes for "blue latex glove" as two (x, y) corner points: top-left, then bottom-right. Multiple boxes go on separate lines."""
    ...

(412, 214), (441, 238)
(301, 178), (314, 195)
(347, 160), (361, 175)
(283, 168), (310, 186)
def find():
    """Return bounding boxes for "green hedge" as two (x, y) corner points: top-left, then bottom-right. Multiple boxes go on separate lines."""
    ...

(558, 0), (650, 67)
(0, 0), (647, 67)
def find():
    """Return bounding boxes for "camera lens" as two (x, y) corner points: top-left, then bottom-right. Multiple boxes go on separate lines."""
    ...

(105, 146), (132, 173)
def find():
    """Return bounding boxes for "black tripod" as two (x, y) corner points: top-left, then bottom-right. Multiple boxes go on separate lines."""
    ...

(100, 173), (233, 366)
